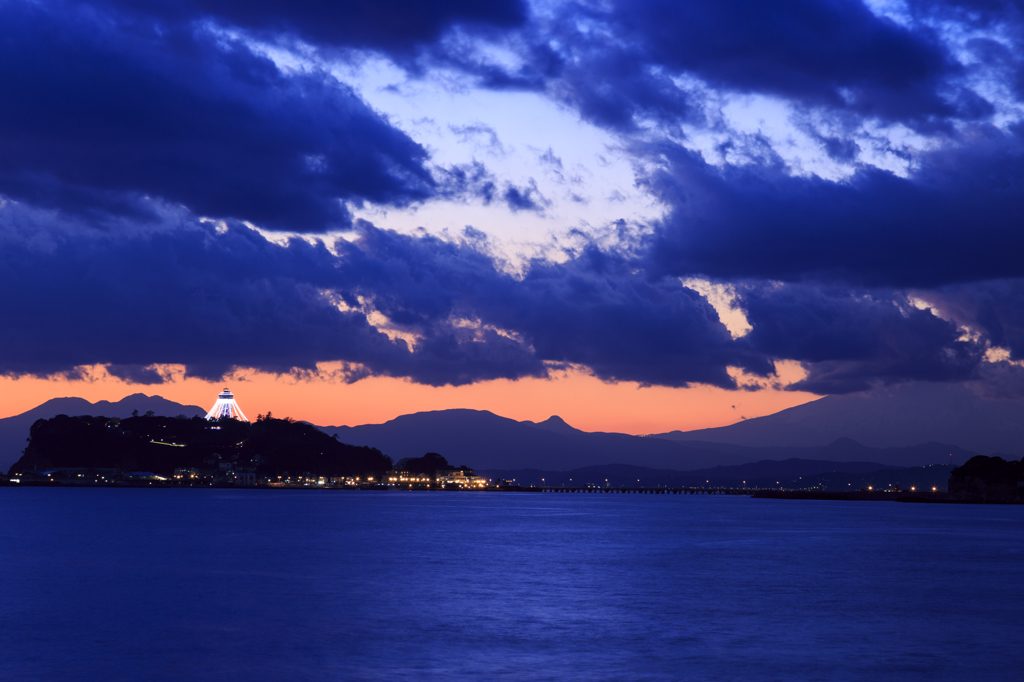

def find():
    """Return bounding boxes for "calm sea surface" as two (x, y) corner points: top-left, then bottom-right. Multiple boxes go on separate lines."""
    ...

(1, 489), (1021, 681)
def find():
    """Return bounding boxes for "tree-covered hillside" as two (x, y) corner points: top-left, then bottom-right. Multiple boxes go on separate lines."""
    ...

(948, 455), (1024, 502)
(8, 413), (391, 479)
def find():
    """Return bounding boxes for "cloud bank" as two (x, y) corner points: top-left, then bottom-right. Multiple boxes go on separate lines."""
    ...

(6, 0), (1024, 396)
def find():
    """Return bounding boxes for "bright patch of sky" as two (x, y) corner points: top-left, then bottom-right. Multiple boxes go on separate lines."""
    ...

(226, 30), (658, 257)
(676, 89), (935, 180)
(680, 277), (751, 339)
(862, 0), (912, 26)
(332, 56), (661, 250)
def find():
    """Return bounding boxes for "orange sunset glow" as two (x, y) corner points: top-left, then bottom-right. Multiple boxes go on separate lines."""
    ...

(0, 364), (819, 433)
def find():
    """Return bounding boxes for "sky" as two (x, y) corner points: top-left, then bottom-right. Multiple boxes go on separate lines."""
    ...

(5, 0), (1024, 431)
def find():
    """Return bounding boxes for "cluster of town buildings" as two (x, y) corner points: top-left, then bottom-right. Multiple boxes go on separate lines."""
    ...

(8, 466), (491, 489)
(385, 467), (489, 489)
(165, 464), (488, 489)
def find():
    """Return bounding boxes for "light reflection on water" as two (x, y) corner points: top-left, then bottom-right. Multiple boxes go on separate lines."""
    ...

(1, 489), (1021, 681)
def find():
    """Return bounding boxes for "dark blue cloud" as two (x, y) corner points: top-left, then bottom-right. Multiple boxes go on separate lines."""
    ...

(454, 0), (978, 134)
(610, 0), (957, 122)
(639, 130), (1024, 287)
(435, 162), (550, 213)
(0, 208), (553, 384)
(0, 209), (733, 387)
(2, 203), (997, 394)
(738, 283), (983, 393)
(100, 0), (528, 56)
(500, 180), (549, 212)
(105, 364), (169, 385)
(0, 1), (437, 232)
(923, 280), (1024, 361)
(332, 224), (771, 388)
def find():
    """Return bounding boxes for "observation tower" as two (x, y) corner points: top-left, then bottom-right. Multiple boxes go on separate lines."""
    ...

(204, 387), (250, 422)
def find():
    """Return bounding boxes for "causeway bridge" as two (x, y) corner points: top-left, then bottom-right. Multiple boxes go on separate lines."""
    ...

(536, 486), (752, 495)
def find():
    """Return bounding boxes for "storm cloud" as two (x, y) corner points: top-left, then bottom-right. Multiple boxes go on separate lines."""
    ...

(0, 210), (752, 387)
(0, 1), (437, 232)
(638, 133), (1024, 287)
(6, 0), (1024, 396)
(0, 205), (1000, 394)
(99, 0), (528, 56)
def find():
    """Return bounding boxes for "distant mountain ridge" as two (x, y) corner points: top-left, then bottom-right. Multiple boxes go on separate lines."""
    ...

(322, 409), (974, 471)
(655, 382), (1024, 456)
(326, 408), (717, 471)
(2, 383), (1005, 474)
(0, 394), (206, 472)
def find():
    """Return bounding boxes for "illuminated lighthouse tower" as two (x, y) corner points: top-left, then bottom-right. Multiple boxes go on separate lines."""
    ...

(204, 387), (250, 422)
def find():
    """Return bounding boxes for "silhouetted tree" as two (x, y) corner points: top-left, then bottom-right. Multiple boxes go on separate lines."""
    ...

(399, 453), (451, 476)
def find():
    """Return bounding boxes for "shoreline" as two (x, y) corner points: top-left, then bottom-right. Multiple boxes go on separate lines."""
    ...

(8, 480), (1019, 504)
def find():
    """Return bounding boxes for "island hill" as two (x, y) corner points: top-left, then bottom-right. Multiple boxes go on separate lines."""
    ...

(947, 455), (1024, 503)
(6, 412), (484, 489)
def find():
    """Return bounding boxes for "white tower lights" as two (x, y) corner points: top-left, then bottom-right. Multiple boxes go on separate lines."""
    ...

(204, 387), (250, 422)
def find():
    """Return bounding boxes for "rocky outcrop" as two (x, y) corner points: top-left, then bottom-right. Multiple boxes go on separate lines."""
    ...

(947, 455), (1024, 503)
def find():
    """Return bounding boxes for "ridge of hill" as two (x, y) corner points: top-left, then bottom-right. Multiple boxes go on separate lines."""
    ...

(655, 382), (1024, 456)
(321, 409), (974, 471)
(8, 413), (389, 479)
(324, 408), (719, 471)
(2, 391), (991, 474)
(0, 394), (205, 472)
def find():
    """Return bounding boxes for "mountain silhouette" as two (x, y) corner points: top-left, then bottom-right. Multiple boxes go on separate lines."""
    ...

(654, 382), (1024, 456)
(0, 394), (205, 472)
(322, 409), (973, 471)
(2, 388), (993, 474)
(325, 408), (731, 470)
(521, 415), (581, 436)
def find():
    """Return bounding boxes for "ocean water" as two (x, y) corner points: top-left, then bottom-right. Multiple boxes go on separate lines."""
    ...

(1, 489), (1021, 681)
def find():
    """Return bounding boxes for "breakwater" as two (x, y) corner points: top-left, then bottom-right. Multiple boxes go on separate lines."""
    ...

(535, 485), (750, 495)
